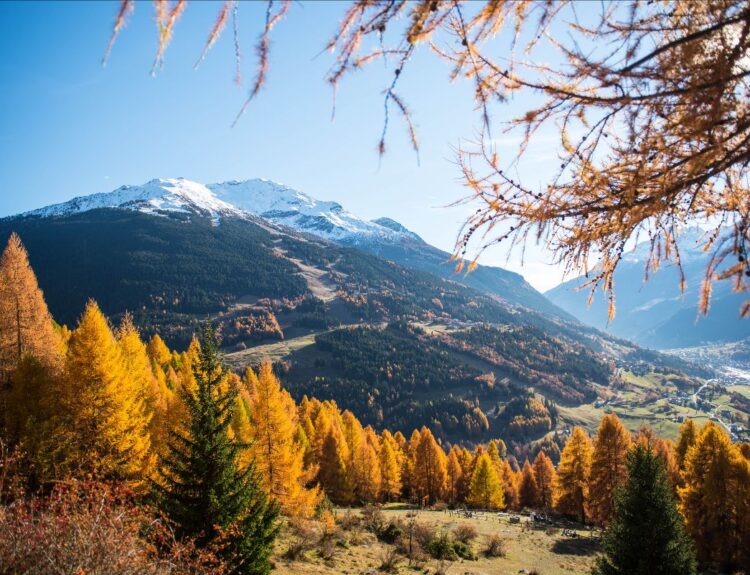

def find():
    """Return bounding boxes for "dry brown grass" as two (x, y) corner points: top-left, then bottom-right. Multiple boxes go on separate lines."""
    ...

(272, 507), (598, 575)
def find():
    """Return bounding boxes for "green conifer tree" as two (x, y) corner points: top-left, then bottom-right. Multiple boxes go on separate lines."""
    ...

(155, 323), (278, 575)
(592, 445), (696, 575)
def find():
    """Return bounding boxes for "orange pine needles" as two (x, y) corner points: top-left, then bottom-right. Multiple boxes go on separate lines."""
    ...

(194, 0), (232, 70)
(102, 0), (134, 66)
(151, 0), (187, 76)
(233, 0), (291, 126)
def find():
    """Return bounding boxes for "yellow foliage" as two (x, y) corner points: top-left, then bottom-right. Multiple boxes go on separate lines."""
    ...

(468, 453), (504, 510)
(248, 361), (321, 517)
(588, 414), (632, 525)
(554, 427), (592, 523)
(0, 233), (63, 384)
(379, 433), (402, 502)
(680, 422), (750, 568)
(58, 300), (151, 483)
(533, 451), (556, 511)
(411, 427), (446, 505)
(146, 334), (171, 367)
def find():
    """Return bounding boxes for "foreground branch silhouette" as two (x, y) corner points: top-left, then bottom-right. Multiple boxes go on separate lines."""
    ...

(102, 0), (750, 319)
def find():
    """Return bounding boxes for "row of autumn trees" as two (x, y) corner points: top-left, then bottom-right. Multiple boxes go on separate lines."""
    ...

(1, 232), (749, 572)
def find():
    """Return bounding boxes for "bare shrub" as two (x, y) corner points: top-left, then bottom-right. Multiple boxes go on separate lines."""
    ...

(361, 503), (386, 533)
(395, 533), (429, 566)
(378, 547), (401, 572)
(0, 438), (25, 504)
(412, 521), (438, 548)
(283, 518), (319, 561)
(338, 508), (361, 531)
(452, 523), (478, 544)
(317, 535), (336, 562)
(435, 558), (452, 575)
(484, 533), (507, 558)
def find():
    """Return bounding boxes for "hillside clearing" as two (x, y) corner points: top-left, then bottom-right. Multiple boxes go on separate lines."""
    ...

(273, 508), (599, 575)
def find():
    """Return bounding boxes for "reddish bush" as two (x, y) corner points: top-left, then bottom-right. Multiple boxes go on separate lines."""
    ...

(0, 480), (224, 574)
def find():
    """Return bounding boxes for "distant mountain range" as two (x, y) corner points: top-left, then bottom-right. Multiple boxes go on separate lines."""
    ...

(546, 228), (750, 349)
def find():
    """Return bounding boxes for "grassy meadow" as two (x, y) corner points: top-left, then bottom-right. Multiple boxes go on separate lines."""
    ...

(273, 506), (599, 575)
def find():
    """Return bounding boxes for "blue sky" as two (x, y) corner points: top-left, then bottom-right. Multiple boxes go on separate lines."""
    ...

(0, 1), (567, 291)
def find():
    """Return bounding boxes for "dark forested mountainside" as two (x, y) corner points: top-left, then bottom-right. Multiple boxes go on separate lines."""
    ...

(1, 209), (519, 346)
(0, 207), (714, 447)
(271, 322), (612, 444)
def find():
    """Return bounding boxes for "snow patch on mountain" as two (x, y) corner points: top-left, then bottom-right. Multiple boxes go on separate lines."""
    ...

(14, 177), (423, 243)
(371, 217), (423, 242)
(17, 178), (245, 225)
(208, 179), (420, 244)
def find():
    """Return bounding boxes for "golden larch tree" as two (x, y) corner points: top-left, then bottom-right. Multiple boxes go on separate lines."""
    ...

(311, 407), (333, 461)
(247, 360), (321, 517)
(355, 427), (382, 503)
(318, 426), (353, 504)
(518, 460), (539, 509)
(5, 355), (61, 479)
(117, 313), (169, 465)
(401, 428), (421, 498)
(299, 413), (317, 468)
(342, 409), (365, 495)
(680, 421), (750, 570)
(0, 233), (63, 377)
(411, 427), (447, 505)
(554, 427), (593, 524)
(676, 419), (698, 474)
(588, 414), (632, 525)
(58, 300), (151, 482)
(379, 431), (402, 502)
(638, 426), (680, 488)
(468, 453), (504, 510)
(146, 333), (171, 367)
(446, 446), (463, 505)
(0, 233), (64, 444)
(457, 446), (475, 503)
(533, 451), (557, 512)
(498, 458), (520, 510)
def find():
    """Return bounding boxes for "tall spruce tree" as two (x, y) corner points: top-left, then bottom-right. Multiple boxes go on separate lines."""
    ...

(593, 445), (696, 575)
(155, 323), (278, 575)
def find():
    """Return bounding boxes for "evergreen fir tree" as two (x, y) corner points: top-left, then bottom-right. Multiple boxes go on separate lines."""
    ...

(155, 323), (278, 575)
(593, 445), (696, 575)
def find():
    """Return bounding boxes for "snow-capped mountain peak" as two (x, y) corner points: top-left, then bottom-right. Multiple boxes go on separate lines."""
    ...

(18, 178), (244, 224)
(14, 177), (422, 243)
(208, 178), (421, 244)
